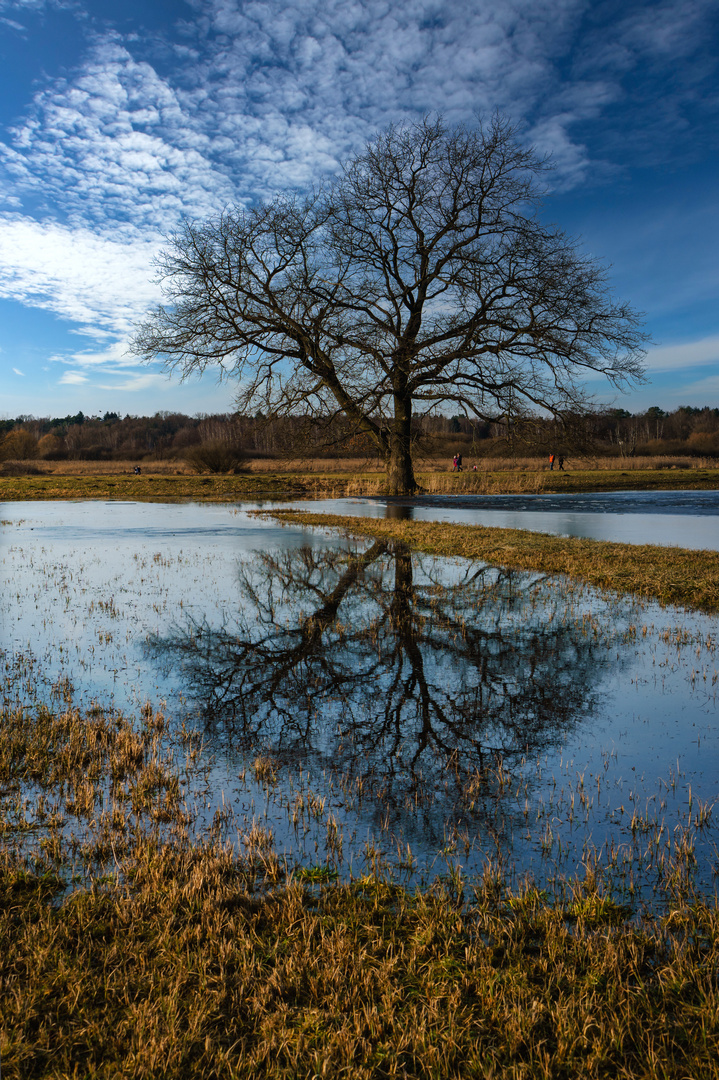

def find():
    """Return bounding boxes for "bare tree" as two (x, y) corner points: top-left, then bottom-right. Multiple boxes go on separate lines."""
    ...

(146, 541), (616, 847)
(132, 115), (647, 494)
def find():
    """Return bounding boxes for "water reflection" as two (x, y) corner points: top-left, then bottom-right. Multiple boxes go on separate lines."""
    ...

(4, 501), (717, 897)
(148, 541), (617, 846)
(383, 503), (413, 521)
(310, 489), (719, 549)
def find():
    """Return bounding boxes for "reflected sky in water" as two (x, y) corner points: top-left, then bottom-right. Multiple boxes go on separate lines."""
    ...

(2, 500), (718, 899)
(301, 489), (719, 550)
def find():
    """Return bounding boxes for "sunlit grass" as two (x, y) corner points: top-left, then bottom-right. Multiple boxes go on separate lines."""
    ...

(1, 463), (718, 501)
(2, 698), (719, 1078)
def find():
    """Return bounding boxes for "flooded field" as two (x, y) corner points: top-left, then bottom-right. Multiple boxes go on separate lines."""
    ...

(2, 500), (718, 908)
(316, 489), (719, 549)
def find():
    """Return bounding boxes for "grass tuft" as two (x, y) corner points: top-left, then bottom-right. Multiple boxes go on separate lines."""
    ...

(2, 698), (719, 1077)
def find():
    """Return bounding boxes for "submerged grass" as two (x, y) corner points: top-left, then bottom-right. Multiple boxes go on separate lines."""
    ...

(3, 504), (719, 1076)
(265, 511), (719, 613)
(2, 700), (719, 1079)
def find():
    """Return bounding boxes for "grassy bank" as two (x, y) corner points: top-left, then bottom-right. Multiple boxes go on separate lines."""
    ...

(266, 510), (719, 613)
(0, 471), (317, 502)
(1, 464), (718, 501)
(2, 698), (718, 1079)
(4, 848), (719, 1079)
(420, 464), (719, 495)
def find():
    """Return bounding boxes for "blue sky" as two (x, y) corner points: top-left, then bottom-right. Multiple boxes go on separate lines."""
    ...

(0, 0), (717, 419)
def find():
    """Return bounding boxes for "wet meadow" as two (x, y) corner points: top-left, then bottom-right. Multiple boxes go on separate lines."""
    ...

(2, 498), (719, 1077)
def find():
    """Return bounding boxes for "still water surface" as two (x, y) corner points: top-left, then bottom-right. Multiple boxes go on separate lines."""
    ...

(308, 489), (719, 549)
(2, 500), (718, 902)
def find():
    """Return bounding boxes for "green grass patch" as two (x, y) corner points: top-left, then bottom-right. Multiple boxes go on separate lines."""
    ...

(294, 864), (340, 884)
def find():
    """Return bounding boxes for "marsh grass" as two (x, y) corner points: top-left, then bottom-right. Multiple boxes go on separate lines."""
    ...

(2, 695), (719, 1077)
(3, 513), (719, 1076)
(1, 462), (718, 502)
(417, 459), (719, 496)
(4, 855), (719, 1079)
(266, 511), (719, 613)
(23, 454), (717, 475)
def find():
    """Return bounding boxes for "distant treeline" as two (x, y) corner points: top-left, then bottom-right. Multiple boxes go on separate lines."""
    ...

(1, 405), (718, 465)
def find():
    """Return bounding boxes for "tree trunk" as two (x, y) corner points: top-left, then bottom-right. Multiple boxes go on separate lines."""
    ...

(389, 543), (414, 630)
(387, 395), (417, 496)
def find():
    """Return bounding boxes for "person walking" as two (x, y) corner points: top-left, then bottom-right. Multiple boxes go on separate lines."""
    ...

(549, 452), (555, 471)
(558, 455), (565, 471)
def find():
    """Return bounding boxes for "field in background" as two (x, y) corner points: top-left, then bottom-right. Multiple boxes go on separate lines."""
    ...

(2, 453), (717, 477)
(1, 460), (719, 501)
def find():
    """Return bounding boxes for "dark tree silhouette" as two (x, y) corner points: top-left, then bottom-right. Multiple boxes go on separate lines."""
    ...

(132, 116), (647, 494)
(147, 542), (617, 845)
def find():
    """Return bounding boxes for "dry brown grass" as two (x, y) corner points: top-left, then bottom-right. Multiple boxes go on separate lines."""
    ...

(434, 454), (717, 472)
(11, 453), (717, 478)
(249, 454), (717, 474)
(7, 458), (194, 476)
(2, 461), (719, 503)
(2, 696), (719, 1079)
(3, 852), (719, 1079)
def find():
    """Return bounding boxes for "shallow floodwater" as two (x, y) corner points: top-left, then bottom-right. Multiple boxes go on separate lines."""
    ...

(307, 489), (719, 550)
(2, 500), (718, 901)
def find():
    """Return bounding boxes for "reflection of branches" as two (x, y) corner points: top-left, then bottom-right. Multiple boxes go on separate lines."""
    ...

(147, 542), (614, 840)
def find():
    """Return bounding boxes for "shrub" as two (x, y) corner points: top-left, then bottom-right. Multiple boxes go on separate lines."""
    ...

(184, 440), (249, 473)
(36, 433), (67, 460)
(0, 429), (38, 461)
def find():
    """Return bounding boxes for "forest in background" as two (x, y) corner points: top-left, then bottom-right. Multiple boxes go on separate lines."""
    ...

(1, 405), (718, 470)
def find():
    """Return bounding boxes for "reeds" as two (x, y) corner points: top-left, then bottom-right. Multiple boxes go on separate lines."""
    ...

(26, 454), (716, 475)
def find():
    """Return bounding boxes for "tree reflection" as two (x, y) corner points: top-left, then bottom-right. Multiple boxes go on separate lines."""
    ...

(147, 541), (616, 845)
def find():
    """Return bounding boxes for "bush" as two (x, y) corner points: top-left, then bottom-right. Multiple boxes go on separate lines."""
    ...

(36, 433), (67, 460)
(0, 461), (42, 475)
(184, 441), (249, 474)
(0, 429), (38, 461)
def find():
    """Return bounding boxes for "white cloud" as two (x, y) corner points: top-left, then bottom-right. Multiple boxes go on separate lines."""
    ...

(644, 336), (719, 373)
(0, 41), (236, 233)
(677, 373), (719, 399)
(1, 0), (645, 230)
(12, 366), (24, 374)
(0, 0), (717, 414)
(94, 371), (174, 392)
(0, 214), (162, 335)
(189, 0), (583, 190)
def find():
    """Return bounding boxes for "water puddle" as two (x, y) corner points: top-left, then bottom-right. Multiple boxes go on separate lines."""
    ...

(2, 501), (718, 905)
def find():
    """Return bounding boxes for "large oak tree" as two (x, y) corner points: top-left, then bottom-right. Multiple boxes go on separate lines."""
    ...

(132, 116), (646, 494)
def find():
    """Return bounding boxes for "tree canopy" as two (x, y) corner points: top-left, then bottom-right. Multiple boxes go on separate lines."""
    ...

(132, 115), (647, 494)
